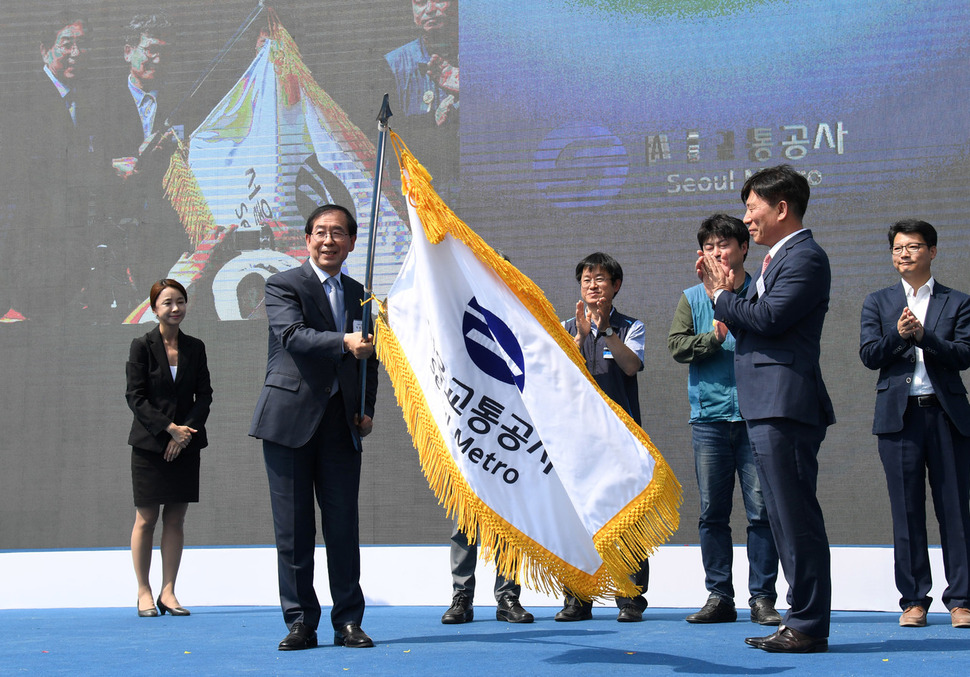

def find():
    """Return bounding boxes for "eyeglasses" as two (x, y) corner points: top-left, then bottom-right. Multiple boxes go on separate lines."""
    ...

(134, 43), (167, 60)
(312, 229), (350, 242)
(891, 243), (927, 255)
(54, 38), (89, 55)
(580, 276), (612, 287)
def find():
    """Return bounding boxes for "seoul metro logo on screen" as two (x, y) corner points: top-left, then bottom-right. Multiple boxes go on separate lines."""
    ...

(533, 122), (629, 209)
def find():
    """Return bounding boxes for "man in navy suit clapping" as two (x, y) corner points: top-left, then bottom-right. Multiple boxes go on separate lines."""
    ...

(697, 165), (834, 653)
(860, 219), (970, 630)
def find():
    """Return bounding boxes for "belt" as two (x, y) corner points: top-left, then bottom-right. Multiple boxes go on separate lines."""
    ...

(909, 394), (940, 408)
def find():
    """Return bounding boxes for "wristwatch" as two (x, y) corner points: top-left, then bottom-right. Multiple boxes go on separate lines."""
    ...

(601, 326), (615, 337)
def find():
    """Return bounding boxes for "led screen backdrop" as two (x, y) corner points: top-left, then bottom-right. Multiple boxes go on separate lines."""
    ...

(0, 0), (968, 550)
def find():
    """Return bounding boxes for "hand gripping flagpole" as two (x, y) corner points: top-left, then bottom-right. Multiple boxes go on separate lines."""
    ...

(359, 94), (393, 418)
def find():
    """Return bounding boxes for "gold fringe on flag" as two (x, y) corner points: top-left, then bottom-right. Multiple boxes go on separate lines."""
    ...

(162, 138), (216, 250)
(376, 301), (634, 600)
(160, 11), (407, 271)
(377, 131), (682, 600)
(266, 11), (409, 222)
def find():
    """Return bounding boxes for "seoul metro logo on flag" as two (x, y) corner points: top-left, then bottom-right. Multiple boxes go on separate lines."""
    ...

(462, 297), (526, 392)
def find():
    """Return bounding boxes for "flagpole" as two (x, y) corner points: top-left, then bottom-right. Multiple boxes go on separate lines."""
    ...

(359, 93), (393, 417)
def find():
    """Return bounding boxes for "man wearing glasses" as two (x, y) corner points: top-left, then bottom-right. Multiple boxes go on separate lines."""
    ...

(860, 219), (970, 630)
(251, 204), (379, 650)
(557, 252), (650, 623)
(106, 13), (189, 301)
(0, 12), (102, 320)
(382, 1), (459, 198)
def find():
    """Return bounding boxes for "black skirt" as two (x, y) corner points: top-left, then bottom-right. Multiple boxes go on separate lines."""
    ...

(131, 446), (201, 506)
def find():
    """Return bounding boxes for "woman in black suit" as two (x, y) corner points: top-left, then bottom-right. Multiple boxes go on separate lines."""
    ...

(125, 279), (212, 617)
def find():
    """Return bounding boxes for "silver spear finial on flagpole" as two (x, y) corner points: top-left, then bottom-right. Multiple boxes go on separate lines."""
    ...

(359, 93), (393, 417)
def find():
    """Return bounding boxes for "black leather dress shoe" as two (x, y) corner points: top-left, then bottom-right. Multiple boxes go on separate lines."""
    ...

(278, 622), (318, 651)
(686, 598), (737, 624)
(137, 602), (158, 618)
(745, 627), (781, 648)
(616, 603), (644, 622)
(156, 596), (191, 616)
(749, 626), (827, 653)
(441, 593), (474, 624)
(496, 595), (534, 623)
(749, 598), (781, 626)
(334, 623), (374, 648)
(555, 601), (593, 622)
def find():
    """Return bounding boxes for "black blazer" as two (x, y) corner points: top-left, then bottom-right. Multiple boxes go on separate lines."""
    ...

(0, 70), (107, 318)
(126, 326), (213, 452)
(102, 79), (175, 212)
(101, 80), (188, 288)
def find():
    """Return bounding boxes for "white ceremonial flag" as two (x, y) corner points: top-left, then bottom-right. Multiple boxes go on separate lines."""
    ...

(377, 137), (680, 599)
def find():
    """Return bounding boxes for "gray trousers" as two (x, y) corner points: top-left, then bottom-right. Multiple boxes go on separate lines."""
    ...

(450, 523), (520, 601)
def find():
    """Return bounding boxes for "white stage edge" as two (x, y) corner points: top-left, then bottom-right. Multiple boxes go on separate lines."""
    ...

(0, 544), (947, 613)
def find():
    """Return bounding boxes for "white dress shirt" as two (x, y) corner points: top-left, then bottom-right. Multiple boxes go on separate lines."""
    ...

(903, 276), (935, 396)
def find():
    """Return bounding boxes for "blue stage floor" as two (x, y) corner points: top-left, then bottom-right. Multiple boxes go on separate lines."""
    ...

(3, 606), (969, 675)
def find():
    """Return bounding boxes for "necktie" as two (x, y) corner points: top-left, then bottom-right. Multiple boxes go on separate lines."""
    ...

(64, 90), (77, 126)
(140, 93), (157, 140)
(325, 277), (344, 332)
(324, 277), (343, 398)
(752, 253), (772, 301)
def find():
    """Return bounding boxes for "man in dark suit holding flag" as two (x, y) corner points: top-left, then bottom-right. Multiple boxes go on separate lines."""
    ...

(250, 204), (379, 651)
(698, 165), (834, 653)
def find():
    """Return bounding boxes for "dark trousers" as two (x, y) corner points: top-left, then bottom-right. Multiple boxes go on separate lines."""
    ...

(449, 523), (520, 601)
(564, 560), (650, 611)
(878, 400), (970, 611)
(263, 397), (364, 632)
(747, 418), (831, 638)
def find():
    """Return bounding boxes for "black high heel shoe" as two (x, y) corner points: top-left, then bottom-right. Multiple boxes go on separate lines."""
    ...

(137, 601), (158, 617)
(157, 595), (191, 616)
